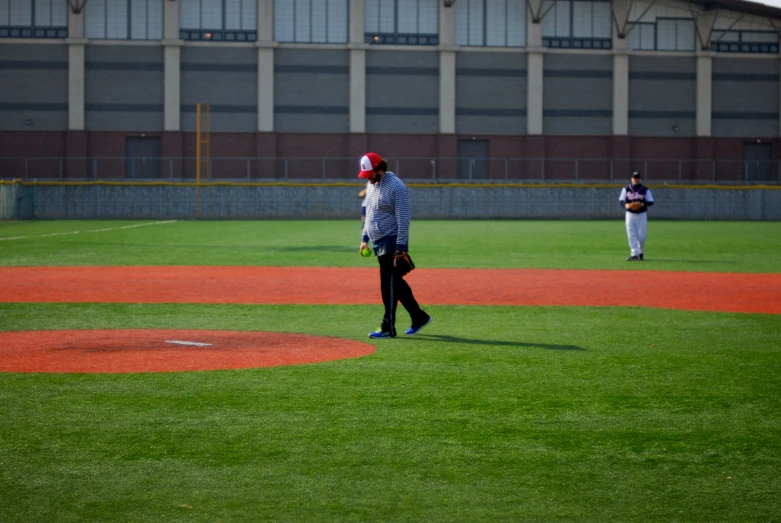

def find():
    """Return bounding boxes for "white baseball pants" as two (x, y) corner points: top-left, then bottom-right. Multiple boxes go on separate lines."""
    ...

(625, 212), (648, 257)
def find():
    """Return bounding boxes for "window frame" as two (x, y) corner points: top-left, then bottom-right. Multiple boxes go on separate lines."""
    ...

(86, 0), (164, 41)
(541, 0), (612, 50)
(627, 21), (655, 50)
(180, 0), (257, 42)
(654, 17), (695, 52)
(711, 29), (779, 54)
(0, 0), (67, 39)
(364, 0), (439, 46)
(274, 0), (349, 44)
(456, 0), (526, 48)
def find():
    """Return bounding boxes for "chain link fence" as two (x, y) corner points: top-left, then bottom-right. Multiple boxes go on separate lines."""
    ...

(0, 157), (779, 184)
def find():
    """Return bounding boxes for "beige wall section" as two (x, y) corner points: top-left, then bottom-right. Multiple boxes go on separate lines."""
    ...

(67, 10), (85, 130)
(696, 55), (712, 136)
(350, 0), (365, 44)
(350, 49), (366, 132)
(258, 0), (273, 42)
(439, 2), (455, 47)
(526, 0), (543, 134)
(258, 48), (274, 132)
(164, 0), (178, 41)
(613, 54), (629, 135)
(440, 51), (455, 133)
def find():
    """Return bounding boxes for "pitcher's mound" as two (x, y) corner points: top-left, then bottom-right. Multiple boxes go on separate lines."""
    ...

(0, 329), (375, 373)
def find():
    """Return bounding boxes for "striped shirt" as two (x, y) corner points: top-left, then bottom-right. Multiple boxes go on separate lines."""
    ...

(361, 172), (410, 252)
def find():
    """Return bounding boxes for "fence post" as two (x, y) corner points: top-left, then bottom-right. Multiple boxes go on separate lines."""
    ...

(431, 158), (436, 180)
(504, 159), (508, 180)
(59, 158), (63, 179)
(575, 159), (579, 181)
(247, 159), (251, 180)
(395, 158), (400, 174)
(25, 159), (28, 179)
(322, 159), (326, 179)
(170, 158), (174, 179)
(712, 159), (716, 182)
(643, 160), (648, 179)
(284, 159), (288, 179)
(609, 160), (613, 181)
(678, 160), (682, 181)
(744, 161), (749, 184)
(93, 158), (98, 180)
(469, 159), (473, 180)
(540, 158), (545, 182)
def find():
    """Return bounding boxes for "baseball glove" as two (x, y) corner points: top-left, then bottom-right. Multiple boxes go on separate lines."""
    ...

(393, 251), (415, 276)
(358, 189), (367, 198)
(627, 201), (643, 211)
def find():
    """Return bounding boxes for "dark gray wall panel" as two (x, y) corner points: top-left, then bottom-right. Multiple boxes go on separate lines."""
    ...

(85, 46), (164, 131)
(274, 49), (349, 133)
(0, 44), (68, 130)
(366, 50), (438, 133)
(181, 47), (257, 132)
(629, 56), (696, 137)
(456, 52), (526, 135)
(712, 58), (779, 137)
(543, 54), (612, 135)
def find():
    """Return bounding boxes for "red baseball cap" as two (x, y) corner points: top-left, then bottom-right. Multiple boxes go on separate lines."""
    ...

(358, 152), (383, 178)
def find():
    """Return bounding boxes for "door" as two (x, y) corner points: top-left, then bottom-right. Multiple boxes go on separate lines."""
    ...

(126, 137), (162, 179)
(743, 143), (773, 182)
(457, 140), (490, 180)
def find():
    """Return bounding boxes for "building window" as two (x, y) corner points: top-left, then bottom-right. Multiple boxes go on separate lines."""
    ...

(180, 0), (257, 41)
(627, 21), (655, 50)
(365, 0), (438, 45)
(541, 0), (611, 49)
(455, 0), (525, 47)
(711, 30), (779, 54)
(274, 0), (348, 43)
(0, 0), (67, 38)
(86, 0), (163, 40)
(656, 18), (694, 51)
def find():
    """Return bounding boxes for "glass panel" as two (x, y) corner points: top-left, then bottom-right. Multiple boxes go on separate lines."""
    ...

(641, 22), (654, 49)
(675, 19), (694, 50)
(555, 0), (571, 37)
(201, 0), (222, 30)
(742, 31), (778, 43)
(86, 0), (107, 37)
(379, 0), (395, 33)
(365, 0), (379, 32)
(130, 0), (147, 38)
(180, 0), (201, 29)
(147, 0), (162, 37)
(592, 1), (611, 38)
(656, 18), (676, 50)
(454, 0), (469, 45)
(9, 0), (31, 26)
(241, 0), (255, 30)
(106, 0), (128, 38)
(274, 0), (294, 40)
(311, 0), (327, 42)
(486, 0), (506, 46)
(397, 0), (418, 33)
(0, 0), (9, 26)
(506, 0), (524, 46)
(224, 0), (241, 30)
(51, 0), (67, 25)
(326, 0), (347, 42)
(468, 0), (483, 45)
(34, 0), (51, 26)
(418, 0), (438, 34)
(572, 1), (592, 38)
(294, 0), (310, 41)
(712, 30), (738, 42)
(627, 23), (641, 49)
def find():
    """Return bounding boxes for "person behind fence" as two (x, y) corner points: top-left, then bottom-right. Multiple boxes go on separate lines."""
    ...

(357, 152), (432, 339)
(619, 171), (655, 261)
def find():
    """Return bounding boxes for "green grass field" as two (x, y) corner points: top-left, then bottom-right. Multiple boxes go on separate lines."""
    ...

(1, 220), (780, 522)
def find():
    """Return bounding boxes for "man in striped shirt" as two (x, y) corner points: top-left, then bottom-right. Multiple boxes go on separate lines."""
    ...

(358, 152), (432, 339)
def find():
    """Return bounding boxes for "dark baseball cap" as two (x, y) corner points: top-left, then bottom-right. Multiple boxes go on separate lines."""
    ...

(631, 171), (641, 179)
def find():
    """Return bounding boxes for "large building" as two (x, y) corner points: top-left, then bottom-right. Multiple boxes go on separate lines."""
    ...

(1, 0), (780, 180)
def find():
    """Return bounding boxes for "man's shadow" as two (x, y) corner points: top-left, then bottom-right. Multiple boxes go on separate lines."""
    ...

(409, 334), (585, 351)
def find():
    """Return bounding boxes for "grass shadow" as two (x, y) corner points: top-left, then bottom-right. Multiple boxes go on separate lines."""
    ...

(410, 334), (585, 351)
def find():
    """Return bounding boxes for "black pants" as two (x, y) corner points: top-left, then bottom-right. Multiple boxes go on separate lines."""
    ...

(378, 252), (427, 336)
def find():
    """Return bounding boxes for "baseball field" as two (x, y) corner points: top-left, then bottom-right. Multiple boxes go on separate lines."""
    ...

(1, 219), (780, 521)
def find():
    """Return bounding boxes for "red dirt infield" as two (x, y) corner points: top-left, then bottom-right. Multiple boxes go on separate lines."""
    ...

(0, 330), (376, 373)
(1, 266), (779, 314)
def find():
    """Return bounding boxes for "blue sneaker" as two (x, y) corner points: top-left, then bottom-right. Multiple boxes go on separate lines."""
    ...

(405, 315), (433, 336)
(369, 330), (395, 339)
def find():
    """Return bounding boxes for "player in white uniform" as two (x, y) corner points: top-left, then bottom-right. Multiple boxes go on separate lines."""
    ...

(619, 172), (654, 261)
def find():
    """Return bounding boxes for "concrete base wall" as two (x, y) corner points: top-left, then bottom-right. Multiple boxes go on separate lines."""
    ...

(7, 184), (781, 220)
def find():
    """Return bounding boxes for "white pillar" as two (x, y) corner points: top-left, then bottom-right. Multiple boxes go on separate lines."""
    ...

(439, 1), (455, 47)
(696, 54), (712, 137)
(163, 0), (180, 131)
(258, 0), (273, 42)
(349, 0), (365, 44)
(613, 53), (629, 135)
(439, 51), (455, 133)
(67, 9), (85, 131)
(526, 0), (543, 135)
(350, 50), (365, 133)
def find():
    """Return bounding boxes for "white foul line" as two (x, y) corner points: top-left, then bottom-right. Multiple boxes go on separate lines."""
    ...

(0, 220), (177, 241)
(165, 340), (213, 347)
